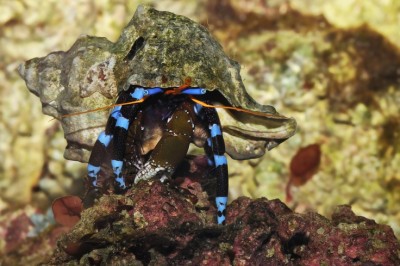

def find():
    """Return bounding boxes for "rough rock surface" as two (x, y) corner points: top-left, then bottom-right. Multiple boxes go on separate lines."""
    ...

(46, 180), (400, 265)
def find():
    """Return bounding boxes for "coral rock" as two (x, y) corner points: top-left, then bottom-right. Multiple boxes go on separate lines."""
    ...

(47, 181), (400, 265)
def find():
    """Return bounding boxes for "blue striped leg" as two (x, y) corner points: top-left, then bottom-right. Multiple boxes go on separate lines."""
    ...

(193, 102), (214, 167)
(87, 90), (135, 188)
(202, 107), (228, 225)
(87, 87), (163, 192)
(111, 87), (163, 192)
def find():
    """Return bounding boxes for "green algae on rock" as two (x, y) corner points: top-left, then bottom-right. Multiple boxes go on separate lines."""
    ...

(18, 5), (296, 163)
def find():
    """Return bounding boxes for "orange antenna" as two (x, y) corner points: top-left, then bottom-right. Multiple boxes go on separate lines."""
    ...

(189, 97), (288, 119)
(164, 84), (190, 95)
(61, 98), (145, 118)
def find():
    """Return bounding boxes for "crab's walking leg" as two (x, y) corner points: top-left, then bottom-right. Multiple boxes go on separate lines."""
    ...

(134, 102), (194, 183)
(193, 103), (214, 167)
(111, 87), (163, 192)
(87, 87), (163, 191)
(203, 107), (228, 225)
(87, 90), (134, 188)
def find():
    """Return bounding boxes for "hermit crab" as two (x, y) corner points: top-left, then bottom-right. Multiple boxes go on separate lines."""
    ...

(19, 6), (296, 224)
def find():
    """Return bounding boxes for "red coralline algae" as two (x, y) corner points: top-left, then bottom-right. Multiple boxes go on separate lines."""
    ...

(46, 180), (399, 265)
(4, 213), (33, 253)
(52, 195), (83, 228)
(286, 143), (322, 201)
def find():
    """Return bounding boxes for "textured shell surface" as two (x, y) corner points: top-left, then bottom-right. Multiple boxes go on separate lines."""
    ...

(19, 5), (296, 162)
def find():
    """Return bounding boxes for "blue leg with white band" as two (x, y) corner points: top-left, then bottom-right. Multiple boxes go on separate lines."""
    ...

(202, 107), (229, 225)
(110, 87), (160, 192)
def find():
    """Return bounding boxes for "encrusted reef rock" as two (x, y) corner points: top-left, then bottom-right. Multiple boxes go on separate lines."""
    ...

(46, 180), (400, 265)
(18, 5), (296, 163)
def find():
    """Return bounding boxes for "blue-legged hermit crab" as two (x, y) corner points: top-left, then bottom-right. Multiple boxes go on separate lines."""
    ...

(19, 6), (296, 225)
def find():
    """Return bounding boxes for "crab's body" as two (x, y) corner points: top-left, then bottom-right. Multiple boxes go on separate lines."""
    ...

(88, 85), (229, 223)
(19, 6), (297, 225)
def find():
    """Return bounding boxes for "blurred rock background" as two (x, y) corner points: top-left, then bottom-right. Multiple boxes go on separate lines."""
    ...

(1, 0), (399, 258)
